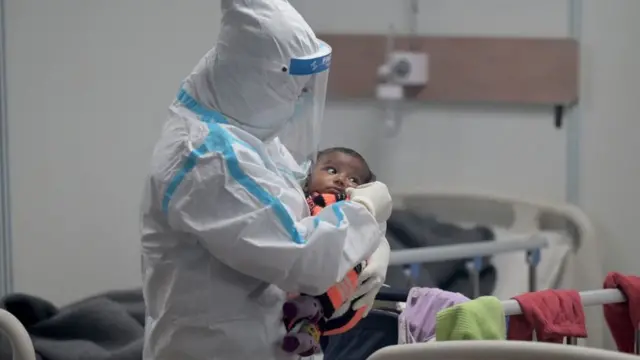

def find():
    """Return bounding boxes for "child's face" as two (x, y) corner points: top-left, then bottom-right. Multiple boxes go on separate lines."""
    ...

(306, 152), (369, 195)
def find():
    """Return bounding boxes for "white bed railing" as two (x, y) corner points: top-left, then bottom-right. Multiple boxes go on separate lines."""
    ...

(368, 340), (638, 360)
(389, 235), (548, 265)
(0, 308), (35, 360)
(388, 234), (548, 297)
(391, 190), (605, 347)
(501, 288), (625, 316)
(502, 288), (637, 350)
(369, 288), (639, 359)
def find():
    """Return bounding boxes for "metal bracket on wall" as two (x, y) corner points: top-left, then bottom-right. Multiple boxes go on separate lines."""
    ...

(555, 105), (565, 129)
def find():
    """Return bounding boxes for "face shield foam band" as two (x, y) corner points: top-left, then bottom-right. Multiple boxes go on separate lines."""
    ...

(288, 41), (332, 76)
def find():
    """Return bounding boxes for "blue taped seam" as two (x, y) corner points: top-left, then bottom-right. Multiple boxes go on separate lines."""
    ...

(310, 202), (345, 230)
(176, 88), (272, 165)
(177, 88), (228, 123)
(162, 120), (304, 244)
(162, 144), (208, 213)
(205, 122), (303, 244)
(167, 89), (308, 243)
(330, 201), (345, 226)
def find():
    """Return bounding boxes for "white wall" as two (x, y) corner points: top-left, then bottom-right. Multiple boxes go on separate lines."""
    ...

(579, 0), (640, 276)
(305, 0), (570, 200)
(4, 0), (223, 304)
(3, 2), (640, 346)
(1, 0), (571, 304)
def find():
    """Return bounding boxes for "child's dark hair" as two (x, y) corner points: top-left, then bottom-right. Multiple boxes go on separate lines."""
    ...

(317, 147), (376, 183)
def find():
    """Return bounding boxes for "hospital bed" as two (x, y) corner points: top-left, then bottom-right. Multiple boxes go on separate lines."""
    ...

(0, 191), (603, 359)
(0, 308), (34, 360)
(322, 239), (563, 360)
(0, 239), (571, 360)
(1, 290), (629, 360)
(388, 234), (549, 298)
(367, 288), (639, 360)
(368, 341), (638, 360)
(389, 190), (604, 347)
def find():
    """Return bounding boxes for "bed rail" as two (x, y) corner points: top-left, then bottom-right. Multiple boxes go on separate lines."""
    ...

(502, 287), (637, 350)
(389, 235), (547, 265)
(0, 308), (35, 360)
(388, 234), (548, 297)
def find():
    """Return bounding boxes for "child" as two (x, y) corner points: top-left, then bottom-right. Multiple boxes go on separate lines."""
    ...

(305, 147), (376, 201)
(281, 147), (377, 356)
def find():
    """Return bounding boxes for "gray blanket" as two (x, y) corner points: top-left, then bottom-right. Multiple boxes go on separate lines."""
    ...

(0, 289), (144, 360)
(385, 209), (497, 297)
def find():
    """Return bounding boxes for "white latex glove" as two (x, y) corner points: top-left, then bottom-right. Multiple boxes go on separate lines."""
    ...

(346, 181), (392, 223)
(351, 237), (390, 317)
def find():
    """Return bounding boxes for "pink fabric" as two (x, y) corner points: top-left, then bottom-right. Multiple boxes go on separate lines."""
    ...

(398, 287), (470, 344)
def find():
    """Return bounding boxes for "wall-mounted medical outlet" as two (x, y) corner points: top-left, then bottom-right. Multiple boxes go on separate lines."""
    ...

(377, 51), (429, 86)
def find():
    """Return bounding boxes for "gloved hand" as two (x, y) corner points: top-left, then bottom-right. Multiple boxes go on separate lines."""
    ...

(331, 300), (351, 319)
(351, 237), (390, 317)
(346, 181), (392, 223)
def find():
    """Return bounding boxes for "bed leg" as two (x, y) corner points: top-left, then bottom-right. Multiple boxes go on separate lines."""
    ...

(466, 257), (483, 299)
(526, 248), (541, 292)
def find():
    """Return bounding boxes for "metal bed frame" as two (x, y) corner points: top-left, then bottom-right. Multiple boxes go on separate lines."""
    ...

(388, 234), (548, 298)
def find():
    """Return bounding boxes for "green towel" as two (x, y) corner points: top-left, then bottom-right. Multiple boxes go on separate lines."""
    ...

(435, 296), (506, 341)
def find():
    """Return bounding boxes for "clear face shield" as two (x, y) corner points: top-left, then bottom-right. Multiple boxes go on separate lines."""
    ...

(278, 40), (332, 175)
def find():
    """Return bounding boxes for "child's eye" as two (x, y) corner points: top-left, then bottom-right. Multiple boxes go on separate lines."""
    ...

(326, 167), (337, 174)
(349, 177), (360, 185)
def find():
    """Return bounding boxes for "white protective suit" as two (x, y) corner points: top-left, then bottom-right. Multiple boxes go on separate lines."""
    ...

(140, 1), (386, 359)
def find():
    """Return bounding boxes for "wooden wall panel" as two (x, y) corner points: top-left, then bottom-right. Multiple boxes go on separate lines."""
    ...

(318, 34), (579, 105)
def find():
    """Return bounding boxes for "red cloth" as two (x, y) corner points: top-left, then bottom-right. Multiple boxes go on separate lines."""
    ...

(306, 192), (348, 216)
(507, 289), (587, 343)
(603, 272), (640, 353)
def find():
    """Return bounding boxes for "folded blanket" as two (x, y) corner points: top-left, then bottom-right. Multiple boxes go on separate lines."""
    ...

(0, 289), (144, 360)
